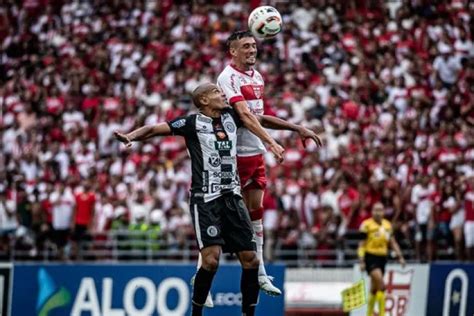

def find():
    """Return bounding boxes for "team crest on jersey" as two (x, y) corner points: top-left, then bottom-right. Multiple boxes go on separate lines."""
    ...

(224, 121), (236, 133)
(208, 154), (221, 167)
(253, 86), (263, 98)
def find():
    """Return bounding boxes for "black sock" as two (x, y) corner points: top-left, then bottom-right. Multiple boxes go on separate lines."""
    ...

(241, 268), (259, 316)
(192, 268), (216, 316)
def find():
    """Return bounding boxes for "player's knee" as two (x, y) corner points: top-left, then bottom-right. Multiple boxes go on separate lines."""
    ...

(202, 255), (219, 271)
(241, 251), (259, 269)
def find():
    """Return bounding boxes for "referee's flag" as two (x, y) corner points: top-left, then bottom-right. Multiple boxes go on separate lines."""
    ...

(341, 279), (367, 312)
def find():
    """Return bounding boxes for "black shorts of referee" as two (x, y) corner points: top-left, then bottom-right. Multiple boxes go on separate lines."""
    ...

(364, 252), (388, 275)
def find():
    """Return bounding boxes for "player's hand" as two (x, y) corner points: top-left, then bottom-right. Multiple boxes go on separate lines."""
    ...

(114, 131), (132, 148)
(399, 257), (406, 268)
(297, 126), (323, 148)
(269, 142), (284, 163)
(359, 261), (365, 272)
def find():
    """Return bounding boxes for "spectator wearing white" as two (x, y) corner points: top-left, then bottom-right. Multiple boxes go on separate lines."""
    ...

(464, 175), (474, 261)
(411, 174), (436, 262)
(433, 46), (462, 86)
(50, 183), (75, 260)
(0, 191), (17, 235)
(126, 189), (153, 225)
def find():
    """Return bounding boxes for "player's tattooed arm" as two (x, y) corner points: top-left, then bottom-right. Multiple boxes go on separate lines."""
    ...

(114, 123), (172, 147)
(258, 115), (323, 148)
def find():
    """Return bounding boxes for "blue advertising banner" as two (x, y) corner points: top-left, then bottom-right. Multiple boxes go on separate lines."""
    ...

(426, 264), (474, 316)
(11, 263), (284, 316)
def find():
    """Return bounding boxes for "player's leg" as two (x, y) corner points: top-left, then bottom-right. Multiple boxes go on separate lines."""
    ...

(223, 194), (261, 316)
(237, 250), (260, 316)
(190, 200), (225, 309)
(243, 188), (265, 273)
(192, 245), (221, 316)
(238, 154), (281, 296)
(192, 254), (213, 307)
(243, 188), (282, 296)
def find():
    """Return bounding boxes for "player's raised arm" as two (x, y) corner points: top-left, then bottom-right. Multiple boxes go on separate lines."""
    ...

(114, 123), (172, 147)
(257, 114), (323, 148)
(233, 100), (285, 163)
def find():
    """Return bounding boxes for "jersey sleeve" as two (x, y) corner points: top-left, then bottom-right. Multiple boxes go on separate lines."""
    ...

(217, 72), (245, 105)
(223, 107), (244, 128)
(167, 115), (193, 137)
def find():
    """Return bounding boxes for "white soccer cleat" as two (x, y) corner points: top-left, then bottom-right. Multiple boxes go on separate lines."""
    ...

(258, 275), (282, 296)
(204, 292), (214, 308)
(190, 275), (214, 308)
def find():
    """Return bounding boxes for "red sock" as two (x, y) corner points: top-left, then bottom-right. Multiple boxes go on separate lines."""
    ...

(249, 207), (263, 221)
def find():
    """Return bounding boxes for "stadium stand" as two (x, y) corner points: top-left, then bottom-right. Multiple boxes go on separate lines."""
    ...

(1, 0), (473, 266)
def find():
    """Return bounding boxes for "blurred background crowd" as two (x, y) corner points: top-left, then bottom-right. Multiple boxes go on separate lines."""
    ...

(1, 0), (473, 265)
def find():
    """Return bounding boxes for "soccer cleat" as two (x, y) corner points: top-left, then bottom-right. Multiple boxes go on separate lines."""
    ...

(190, 275), (214, 308)
(258, 275), (282, 296)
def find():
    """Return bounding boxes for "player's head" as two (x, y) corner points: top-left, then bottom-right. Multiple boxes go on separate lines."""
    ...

(371, 202), (384, 222)
(226, 30), (257, 67)
(192, 83), (227, 111)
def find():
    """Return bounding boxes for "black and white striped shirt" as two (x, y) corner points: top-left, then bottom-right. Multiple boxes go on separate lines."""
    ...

(167, 108), (243, 203)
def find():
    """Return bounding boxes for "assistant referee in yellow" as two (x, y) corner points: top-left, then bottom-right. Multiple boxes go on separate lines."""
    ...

(358, 202), (406, 316)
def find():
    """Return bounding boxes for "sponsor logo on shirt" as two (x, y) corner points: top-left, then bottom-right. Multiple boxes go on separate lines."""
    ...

(171, 119), (186, 128)
(215, 141), (232, 150)
(197, 116), (212, 123)
(211, 183), (235, 193)
(212, 171), (235, 178)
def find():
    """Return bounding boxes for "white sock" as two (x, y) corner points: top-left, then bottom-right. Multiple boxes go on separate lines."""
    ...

(197, 252), (202, 270)
(252, 219), (266, 277)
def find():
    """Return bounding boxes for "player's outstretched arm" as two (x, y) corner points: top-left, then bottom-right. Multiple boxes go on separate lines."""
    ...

(258, 115), (323, 148)
(114, 123), (172, 147)
(233, 101), (285, 162)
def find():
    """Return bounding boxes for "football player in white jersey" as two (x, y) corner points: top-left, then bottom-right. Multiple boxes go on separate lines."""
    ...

(194, 30), (322, 302)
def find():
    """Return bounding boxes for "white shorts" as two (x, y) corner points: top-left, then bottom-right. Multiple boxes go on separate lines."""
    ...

(464, 221), (474, 248)
(450, 210), (465, 230)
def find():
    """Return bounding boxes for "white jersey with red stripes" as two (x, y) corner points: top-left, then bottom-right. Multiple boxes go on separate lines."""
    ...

(217, 64), (266, 157)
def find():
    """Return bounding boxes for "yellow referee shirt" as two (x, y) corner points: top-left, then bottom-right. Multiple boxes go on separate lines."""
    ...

(359, 218), (392, 256)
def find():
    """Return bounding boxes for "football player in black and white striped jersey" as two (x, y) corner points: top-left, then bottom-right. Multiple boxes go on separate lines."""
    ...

(115, 83), (284, 316)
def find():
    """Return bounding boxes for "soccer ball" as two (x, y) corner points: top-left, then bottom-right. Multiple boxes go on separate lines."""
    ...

(248, 6), (282, 39)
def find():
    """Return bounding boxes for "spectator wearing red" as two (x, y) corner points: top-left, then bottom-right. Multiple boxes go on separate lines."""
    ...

(71, 179), (96, 259)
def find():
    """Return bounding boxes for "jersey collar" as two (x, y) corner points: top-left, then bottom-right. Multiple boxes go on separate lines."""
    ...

(230, 64), (254, 78)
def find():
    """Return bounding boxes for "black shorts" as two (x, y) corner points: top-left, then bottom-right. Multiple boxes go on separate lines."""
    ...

(190, 194), (256, 253)
(364, 253), (387, 275)
(72, 224), (89, 241)
(52, 229), (70, 248)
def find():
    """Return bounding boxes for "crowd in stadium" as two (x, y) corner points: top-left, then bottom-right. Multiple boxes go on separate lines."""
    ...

(1, 0), (473, 263)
